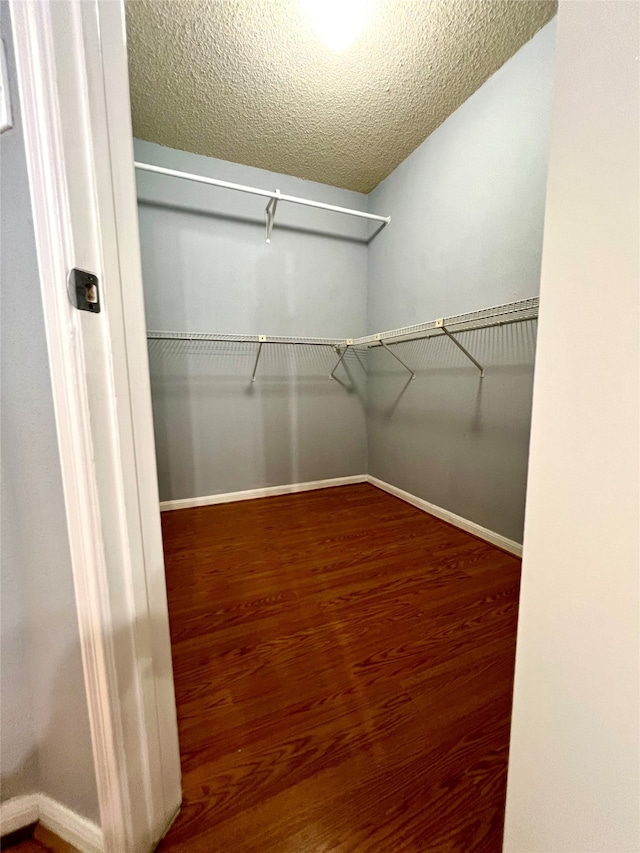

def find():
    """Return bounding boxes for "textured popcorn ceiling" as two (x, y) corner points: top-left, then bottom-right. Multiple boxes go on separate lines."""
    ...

(125, 0), (556, 193)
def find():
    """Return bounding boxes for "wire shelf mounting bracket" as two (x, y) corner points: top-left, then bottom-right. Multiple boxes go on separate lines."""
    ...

(379, 338), (416, 379)
(331, 340), (352, 380)
(265, 190), (280, 243)
(435, 318), (485, 378)
(252, 335), (267, 382)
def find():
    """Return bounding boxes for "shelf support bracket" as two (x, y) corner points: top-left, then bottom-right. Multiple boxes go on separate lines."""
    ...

(436, 319), (485, 378)
(252, 336), (266, 382)
(380, 340), (416, 379)
(265, 190), (280, 244)
(330, 342), (351, 379)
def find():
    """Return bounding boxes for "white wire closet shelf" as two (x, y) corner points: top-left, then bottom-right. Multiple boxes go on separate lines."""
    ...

(146, 332), (345, 382)
(134, 161), (391, 243)
(146, 296), (539, 382)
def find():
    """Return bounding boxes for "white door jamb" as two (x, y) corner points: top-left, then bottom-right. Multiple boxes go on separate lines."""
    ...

(9, 1), (181, 850)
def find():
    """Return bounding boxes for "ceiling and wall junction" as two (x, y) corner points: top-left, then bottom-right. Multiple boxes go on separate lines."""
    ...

(125, 0), (556, 192)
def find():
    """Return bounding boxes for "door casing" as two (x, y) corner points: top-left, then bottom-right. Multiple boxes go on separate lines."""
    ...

(9, 1), (182, 849)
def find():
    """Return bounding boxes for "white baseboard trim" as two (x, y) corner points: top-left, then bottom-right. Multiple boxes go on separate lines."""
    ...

(39, 794), (103, 853)
(0, 793), (39, 836)
(366, 476), (523, 557)
(160, 475), (368, 511)
(0, 794), (103, 853)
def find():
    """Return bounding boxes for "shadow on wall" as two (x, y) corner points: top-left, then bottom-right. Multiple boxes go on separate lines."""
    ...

(144, 217), (197, 500)
(0, 612), (177, 833)
(138, 200), (371, 246)
(0, 616), (39, 801)
(366, 320), (538, 543)
(367, 320), (536, 422)
(147, 342), (368, 502)
(0, 621), (98, 821)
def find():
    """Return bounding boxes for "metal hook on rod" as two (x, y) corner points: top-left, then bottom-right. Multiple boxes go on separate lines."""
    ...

(265, 189), (280, 243)
(435, 319), (485, 378)
(252, 337), (266, 381)
(380, 340), (416, 379)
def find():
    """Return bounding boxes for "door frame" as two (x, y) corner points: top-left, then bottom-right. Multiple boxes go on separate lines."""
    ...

(9, 1), (181, 850)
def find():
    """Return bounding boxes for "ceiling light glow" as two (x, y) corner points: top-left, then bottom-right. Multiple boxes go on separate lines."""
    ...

(302, 0), (370, 52)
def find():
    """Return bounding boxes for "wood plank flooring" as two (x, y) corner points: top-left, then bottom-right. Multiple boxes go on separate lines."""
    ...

(3, 825), (80, 853)
(157, 483), (521, 852)
(2, 841), (47, 853)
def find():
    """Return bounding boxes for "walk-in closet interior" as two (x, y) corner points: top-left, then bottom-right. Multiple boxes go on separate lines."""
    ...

(126, 1), (557, 848)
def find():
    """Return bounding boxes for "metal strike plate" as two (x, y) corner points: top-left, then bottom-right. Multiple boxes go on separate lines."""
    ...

(68, 268), (100, 313)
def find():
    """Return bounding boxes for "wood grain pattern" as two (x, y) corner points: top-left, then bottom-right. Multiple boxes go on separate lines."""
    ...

(3, 826), (80, 853)
(32, 826), (81, 853)
(157, 484), (521, 852)
(2, 841), (48, 853)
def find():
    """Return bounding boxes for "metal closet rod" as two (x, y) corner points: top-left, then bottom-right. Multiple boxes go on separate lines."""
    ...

(134, 161), (391, 242)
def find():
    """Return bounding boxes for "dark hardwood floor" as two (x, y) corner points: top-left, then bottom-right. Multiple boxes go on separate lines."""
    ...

(3, 825), (80, 852)
(157, 483), (521, 852)
(2, 842), (48, 853)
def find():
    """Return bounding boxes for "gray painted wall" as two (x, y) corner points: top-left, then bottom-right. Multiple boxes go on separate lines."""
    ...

(135, 140), (368, 501)
(366, 21), (557, 543)
(0, 3), (99, 820)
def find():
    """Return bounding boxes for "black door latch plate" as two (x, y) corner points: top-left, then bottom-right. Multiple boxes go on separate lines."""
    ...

(68, 268), (100, 313)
